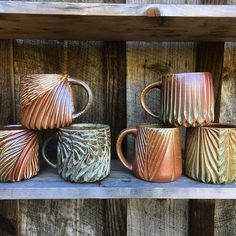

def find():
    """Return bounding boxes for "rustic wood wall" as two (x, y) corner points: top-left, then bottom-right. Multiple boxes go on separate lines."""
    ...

(0, 0), (236, 235)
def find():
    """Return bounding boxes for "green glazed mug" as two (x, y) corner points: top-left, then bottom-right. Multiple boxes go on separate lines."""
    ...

(42, 123), (111, 182)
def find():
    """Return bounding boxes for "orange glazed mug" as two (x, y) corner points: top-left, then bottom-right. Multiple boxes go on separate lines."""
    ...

(0, 125), (39, 182)
(116, 124), (182, 182)
(141, 72), (214, 127)
(20, 74), (93, 130)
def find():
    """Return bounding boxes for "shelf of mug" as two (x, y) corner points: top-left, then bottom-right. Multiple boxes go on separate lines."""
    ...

(1, 160), (236, 200)
(1, 2), (236, 41)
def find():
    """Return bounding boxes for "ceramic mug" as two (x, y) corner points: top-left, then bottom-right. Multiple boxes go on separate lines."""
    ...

(42, 124), (111, 182)
(116, 124), (182, 182)
(0, 125), (39, 182)
(185, 124), (236, 184)
(20, 74), (93, 130)
(140, 72), (214, 127)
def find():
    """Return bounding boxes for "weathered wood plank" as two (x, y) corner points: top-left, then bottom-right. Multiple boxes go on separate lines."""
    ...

(0, 38), (17, 236)
(127, 200), (189, 236)
(1, 2), (236, 41)
(0, 161), (236, 199)
(102, 41), (127, 236)
(19, 200), (105, 236)
(220, 42), (236, 123)
(0, 40), (14, 124)
(105, 199), (127, 236)
(214, 200), (236, 235)
(195, 42), (224, 122)
(188, 200), (215, 236)
(2, 1), (236, 16)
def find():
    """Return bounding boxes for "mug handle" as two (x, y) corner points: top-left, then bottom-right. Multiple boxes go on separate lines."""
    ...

(42, 136), (57, 169)
(68, 76), (93, 119)
(116, 127), (137, 171)
(140, 81), (162, 119)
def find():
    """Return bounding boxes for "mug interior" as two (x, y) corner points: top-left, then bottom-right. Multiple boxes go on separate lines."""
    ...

(0, 125), (25, 131)
(200, 123), (236, 129)
(138, 123), (178, 130)
(61, 123), (110, 131)
(163, 72), (211, 77)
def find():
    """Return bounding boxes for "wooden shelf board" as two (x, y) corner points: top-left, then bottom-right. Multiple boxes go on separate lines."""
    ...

(0, 2), (236, 41)
(1, 160), (236, 200)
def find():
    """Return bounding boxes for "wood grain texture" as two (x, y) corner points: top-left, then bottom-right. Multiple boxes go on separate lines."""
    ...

(0, 40), (14, 124)
(0, 40), (18, 236)
(105, 199), (127, 236)
(196, 42), (224, 122)
(19, 200), (105, 236)
(127, 199), (189, 236)
(214, 200), (236, 235)
(1, 2), (236, 41)
(220, 42), (236, 123)
(189, 200), (215, 236)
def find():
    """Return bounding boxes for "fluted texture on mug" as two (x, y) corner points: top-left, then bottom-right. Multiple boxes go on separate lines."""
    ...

(186, 127), (236, 184)
(134, 127), (182, 182)
(20, 74), (74, 130)
(161, 73), (214, 127)
(57, 128), (111, 182)
(0, 129), (39, 182)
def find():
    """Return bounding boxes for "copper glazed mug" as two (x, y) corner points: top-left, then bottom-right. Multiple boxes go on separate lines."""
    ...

(0, 125), (39, 182)
(141, 72), (215, 127)
(185, 124), (236, 184)
(116, 124), (182, 182)
(20, 74), (93, 130)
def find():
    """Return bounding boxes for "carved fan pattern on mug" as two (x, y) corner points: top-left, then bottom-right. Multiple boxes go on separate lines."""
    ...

(0, 129), (39, 182)
(20, 74), (74, 130)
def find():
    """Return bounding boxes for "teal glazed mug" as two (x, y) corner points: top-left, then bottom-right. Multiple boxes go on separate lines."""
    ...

(42, 124), (111, 182)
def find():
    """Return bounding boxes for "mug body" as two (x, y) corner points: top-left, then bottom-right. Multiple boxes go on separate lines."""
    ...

(161, 72), (214, 127)
(185, 124), (236, 184)
(133, 124), (182, 182)
(0, 125), (39, 182)
(20, 74), (74, 130)
(57, 123), (111, 182)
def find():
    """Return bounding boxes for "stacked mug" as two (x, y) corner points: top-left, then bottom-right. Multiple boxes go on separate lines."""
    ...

(0, 74), (111, 183)
(116, 72), (236, 184)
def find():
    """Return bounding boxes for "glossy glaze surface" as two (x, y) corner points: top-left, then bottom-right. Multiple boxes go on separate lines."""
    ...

(116, 124), (182, 182)
(43, 124), (111, 182)
(20, 74), (92, 130)
(186, 124), (236, 184)
(141, 72), (215, 127)
(0, 126), (39, 182)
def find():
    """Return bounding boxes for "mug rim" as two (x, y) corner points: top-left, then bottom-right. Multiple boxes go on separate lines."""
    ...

(60, 123), (110, 132)
(163, 72), (211, 78)
(21, 73), (67, 77)
(137, 123), (179, 130)
(0, 125), (26, 131)
(197, 123), (236, 129)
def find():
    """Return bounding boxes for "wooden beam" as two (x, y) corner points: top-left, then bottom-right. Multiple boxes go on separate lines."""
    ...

(0, 160), (236, 199)
(1, 2), (236, 41)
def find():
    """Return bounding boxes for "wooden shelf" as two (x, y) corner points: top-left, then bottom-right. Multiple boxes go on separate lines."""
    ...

(1, 2), (236, 41)
(1, 160), (236, 200)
